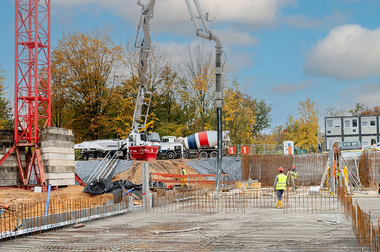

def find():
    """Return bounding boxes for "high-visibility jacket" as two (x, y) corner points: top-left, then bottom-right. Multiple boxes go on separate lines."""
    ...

(291, 170), (297, 179)
(181, 169), (186, 176)
(275, 174), (287, 190)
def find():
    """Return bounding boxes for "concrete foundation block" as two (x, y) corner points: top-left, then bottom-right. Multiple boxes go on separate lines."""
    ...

(0, 180), (21, 187)
(40, 133), (74, 142)
(45, 166), (75, 173)
(0, 167), (19, 173)
(46, 178), (75, 186)
(43, 159), (75, 167)
(41, 147), (74, 154)
(40, 140), (74, 149)
(41, 127), (74, 136)
(45, 173), (75, 180)
(41, 153), (75, 161)
(0, 173), (20, 180)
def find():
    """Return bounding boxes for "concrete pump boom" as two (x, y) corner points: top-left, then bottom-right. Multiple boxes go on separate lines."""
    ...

(132, 0), (156, 133)
(184, 0), (223, 198)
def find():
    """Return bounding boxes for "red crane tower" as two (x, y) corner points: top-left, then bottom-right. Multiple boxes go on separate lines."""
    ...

(0, 0), (51, 189)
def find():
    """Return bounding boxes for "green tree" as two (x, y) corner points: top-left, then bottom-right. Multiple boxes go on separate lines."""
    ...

(0, 67), (13, 129)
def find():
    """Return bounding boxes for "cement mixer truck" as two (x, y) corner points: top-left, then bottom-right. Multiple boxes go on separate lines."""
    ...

(159, 131), (231, 159)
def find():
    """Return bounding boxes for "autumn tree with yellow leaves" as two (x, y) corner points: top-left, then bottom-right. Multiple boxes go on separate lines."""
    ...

(223, 80), (256, 144)
(51, 30), (123, 141)
(283, 98), (319, 150)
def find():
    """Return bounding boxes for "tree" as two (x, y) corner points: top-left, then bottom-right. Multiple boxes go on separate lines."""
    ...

(51, 30), (123, 141)
(284, 98), (319, 150)
(360, 106), (380, 116)
(0, 67), (13, 130)
(223, 80), (256, 144)
(348, 103), (365, 116)
(325, 105), (345, 117)
(181, 44), (215, 132)
(251, 99), (272, 136)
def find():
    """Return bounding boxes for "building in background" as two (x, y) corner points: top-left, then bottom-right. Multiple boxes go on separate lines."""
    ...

(325, 116), (379, 150)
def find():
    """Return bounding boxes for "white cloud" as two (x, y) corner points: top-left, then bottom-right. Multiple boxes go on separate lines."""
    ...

(213, 29), (259, 46)
(154, 40), (253, 73)
(305, 25), (380, 80)
(270, 81), (315, 94)
(340, 81), (380, 108)
(53, 0), (284, 32)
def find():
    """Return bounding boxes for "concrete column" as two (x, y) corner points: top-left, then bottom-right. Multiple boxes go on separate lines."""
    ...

(40, 127), (75, 186)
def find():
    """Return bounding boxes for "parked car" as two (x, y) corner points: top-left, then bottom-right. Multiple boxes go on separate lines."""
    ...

(339, 141), (362, 150)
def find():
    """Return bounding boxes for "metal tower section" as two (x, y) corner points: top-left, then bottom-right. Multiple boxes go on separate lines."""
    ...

(0, 0), (51, 188)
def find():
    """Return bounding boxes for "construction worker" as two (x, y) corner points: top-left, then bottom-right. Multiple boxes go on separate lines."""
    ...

(180, 166), (188, 188)
(290, 166), (298, 190)
(274, 167), (288, 209)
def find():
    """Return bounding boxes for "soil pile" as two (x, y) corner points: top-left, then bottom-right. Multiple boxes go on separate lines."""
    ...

(113, 160), (200, 184)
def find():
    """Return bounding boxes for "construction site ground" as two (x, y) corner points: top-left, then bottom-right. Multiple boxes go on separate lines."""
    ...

(0, 206), (360, 251)
(0, 160), (208, 207)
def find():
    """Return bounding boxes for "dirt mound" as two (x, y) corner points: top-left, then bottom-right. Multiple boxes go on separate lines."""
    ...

(113, 160), (199, 184)
(0, 160), (206, 206)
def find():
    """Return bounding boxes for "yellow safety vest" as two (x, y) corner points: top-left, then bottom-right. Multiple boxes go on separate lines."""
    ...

(181, 169), (186, 176)
(291, 170), (297, 179)
(276, 174), (287, 190)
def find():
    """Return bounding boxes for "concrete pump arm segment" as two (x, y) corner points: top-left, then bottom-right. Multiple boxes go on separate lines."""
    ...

(132, 0), (156, 133)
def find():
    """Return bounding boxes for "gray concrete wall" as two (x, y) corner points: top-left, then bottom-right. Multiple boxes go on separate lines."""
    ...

(0, 130), (24, 186)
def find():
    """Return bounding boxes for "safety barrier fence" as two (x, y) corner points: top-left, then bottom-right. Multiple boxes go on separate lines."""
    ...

(150, 173), (229, 188)
(338, 186), (380, 252)
(0, 194), (128, 241)
(148, 187), (342, 215)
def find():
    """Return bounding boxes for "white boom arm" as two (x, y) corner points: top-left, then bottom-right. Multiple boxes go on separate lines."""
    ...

(132, 0), (156, 133)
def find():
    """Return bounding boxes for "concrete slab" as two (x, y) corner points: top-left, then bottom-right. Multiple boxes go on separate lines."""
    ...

(40, 140), (74, 148)
(43, 159), (75, 167)
(41, 152), (75, 161)
(45, 172), (74, 179)
(41, 147), (74, 154)
(46, 178), (75, 186)
(0, 208), (360, 251)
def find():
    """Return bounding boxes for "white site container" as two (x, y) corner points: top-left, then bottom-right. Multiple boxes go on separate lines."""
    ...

(283, 141), (294, 155)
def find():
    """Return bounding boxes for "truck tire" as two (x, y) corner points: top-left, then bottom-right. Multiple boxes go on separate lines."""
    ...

(96, 152), (103, 158)
(182, 151), (189, 159)
(199, 151), (208, 158)
(166, 151), (176, 160)
(210, 151), (217, 158)
(88, 153), (95, 159)
(123, 151), (130, 160)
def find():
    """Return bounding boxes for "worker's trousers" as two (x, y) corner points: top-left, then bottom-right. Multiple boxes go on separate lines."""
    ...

(276, 190), (284, 200)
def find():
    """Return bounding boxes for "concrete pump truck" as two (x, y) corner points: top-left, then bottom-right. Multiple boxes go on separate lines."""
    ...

(75, 0), (161, 160)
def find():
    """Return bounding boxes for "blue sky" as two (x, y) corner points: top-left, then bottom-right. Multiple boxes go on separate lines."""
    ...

(1, 0), (380, 132)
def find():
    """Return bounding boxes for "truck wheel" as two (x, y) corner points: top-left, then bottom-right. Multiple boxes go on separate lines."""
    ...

(96, 152), (103, 158)
(88, 153), (95, 159)
(166, 151), (176, 160)
(124, 152), (130, 160)
(182, 152), (189, 159)
(199, 151), (208, 158)
(210, 151), (217, 158)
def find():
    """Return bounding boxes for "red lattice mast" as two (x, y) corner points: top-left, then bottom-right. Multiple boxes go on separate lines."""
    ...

(0, 0), (51, 189)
